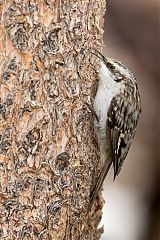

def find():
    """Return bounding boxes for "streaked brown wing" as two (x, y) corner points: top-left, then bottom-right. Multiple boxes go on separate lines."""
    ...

(107, 94), (138, 178)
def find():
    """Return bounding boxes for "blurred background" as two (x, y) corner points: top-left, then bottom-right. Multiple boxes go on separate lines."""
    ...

(100, 0), (159, 239)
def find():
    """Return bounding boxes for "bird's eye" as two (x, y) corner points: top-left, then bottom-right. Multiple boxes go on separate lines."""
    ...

(107, 62), (115, 70)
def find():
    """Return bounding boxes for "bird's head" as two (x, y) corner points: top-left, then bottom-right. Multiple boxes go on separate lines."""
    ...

(90, 49), (136, 84)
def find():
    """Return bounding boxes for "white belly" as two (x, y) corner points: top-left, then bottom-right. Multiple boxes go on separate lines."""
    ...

(94, 62), (124, 131)
(93, 62), (124, 165)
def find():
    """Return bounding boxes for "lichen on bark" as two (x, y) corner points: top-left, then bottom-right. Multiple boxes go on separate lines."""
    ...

(0, 0), (106, 239)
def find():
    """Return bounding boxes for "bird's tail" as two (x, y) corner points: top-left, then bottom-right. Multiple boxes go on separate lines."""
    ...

(89, 161), (112, 210)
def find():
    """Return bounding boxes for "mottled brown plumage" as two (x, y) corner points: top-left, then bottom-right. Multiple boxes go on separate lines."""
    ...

(89, 50), (141, 209)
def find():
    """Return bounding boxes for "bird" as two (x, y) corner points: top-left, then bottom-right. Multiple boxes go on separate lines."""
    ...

(89, 49), (141, 209)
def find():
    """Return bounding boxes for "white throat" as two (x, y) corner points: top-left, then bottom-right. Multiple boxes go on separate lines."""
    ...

(94, 62), (124, 133)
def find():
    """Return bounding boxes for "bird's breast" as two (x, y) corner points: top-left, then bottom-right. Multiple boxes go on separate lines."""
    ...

(94, 82), (119, 125)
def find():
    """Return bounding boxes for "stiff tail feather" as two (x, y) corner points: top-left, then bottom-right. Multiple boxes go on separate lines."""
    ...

(89, 161), (112, 210)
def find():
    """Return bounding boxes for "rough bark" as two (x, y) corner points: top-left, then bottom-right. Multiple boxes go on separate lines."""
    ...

(0, 0), (105, 239)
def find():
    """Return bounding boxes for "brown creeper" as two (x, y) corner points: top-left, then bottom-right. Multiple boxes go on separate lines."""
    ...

(89, 50), (141, 208)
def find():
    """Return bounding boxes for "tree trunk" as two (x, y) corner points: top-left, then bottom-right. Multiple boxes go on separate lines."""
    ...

(0, 1), (106, 239)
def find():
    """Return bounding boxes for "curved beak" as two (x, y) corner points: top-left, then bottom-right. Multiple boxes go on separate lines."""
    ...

(89, 48), (107, 64)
